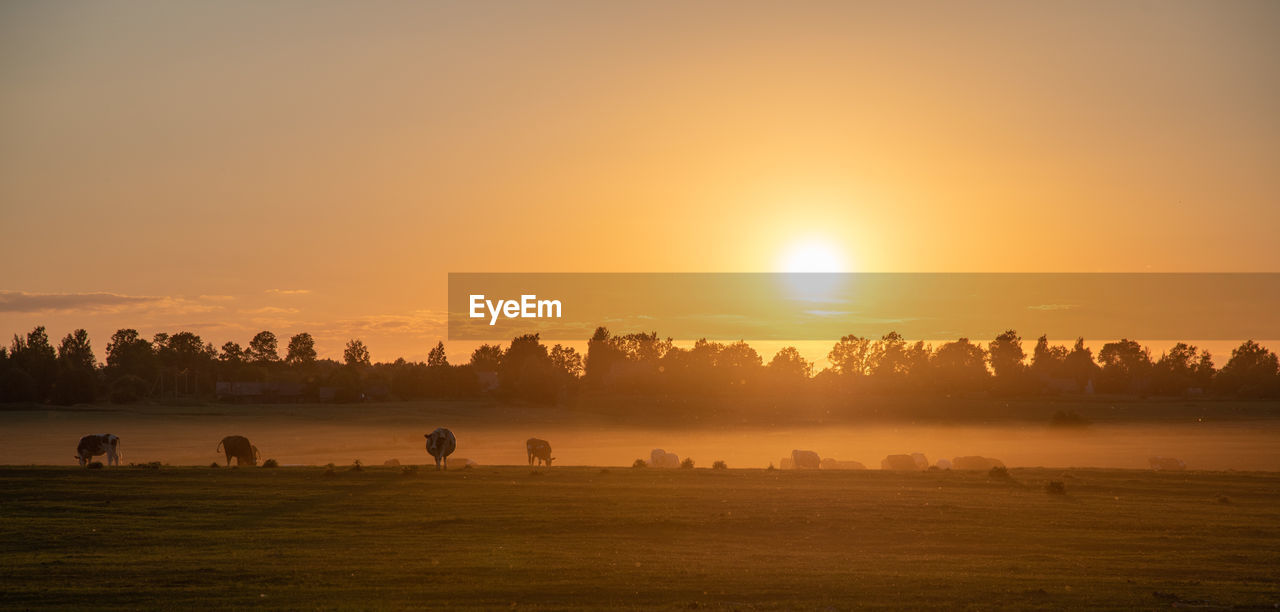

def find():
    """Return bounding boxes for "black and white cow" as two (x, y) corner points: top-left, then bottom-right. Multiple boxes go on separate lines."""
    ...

(526, 438), (554, 467)
(75, 434), (120, 467)
(424, 428), (457, 470)
(217, 435), (259, 466)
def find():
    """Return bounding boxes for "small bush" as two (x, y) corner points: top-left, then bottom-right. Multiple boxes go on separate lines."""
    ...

(989, 466), (1011, 480)
(350, 460), (363, 472)
(130, 461), (161, 470)
(680, 457), (695, 470)
(322, 463), (336, 479)
(632, 459), (647, 468)
(712, 460), (727, 470)
(767, 463), (776, 471)
(87, 461), (104, 469)
(1046, 480), (1067, 495)
(261, 459), (279, 468)
(209, 462), (220, 468)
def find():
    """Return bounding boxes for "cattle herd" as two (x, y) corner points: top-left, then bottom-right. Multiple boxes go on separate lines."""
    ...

(68, 432), (1190, 472)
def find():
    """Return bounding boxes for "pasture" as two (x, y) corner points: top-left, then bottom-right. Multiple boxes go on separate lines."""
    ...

(2, 466), (1278, 610)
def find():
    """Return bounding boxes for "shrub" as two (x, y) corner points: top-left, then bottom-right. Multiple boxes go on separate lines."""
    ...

(350, 459), (363, 472)
(632, 459), (647, 468)
(261, 459), (279, 468)
(680, 457), (695, 469)
(989, 466), (1011, 480)
(767, 463), (776, 471)
(130, 461), (161, 470)
(712, 460), (727, 470)
(1046, 480), (1067, 495)
(87, 461), (104, 469)
(209, 462), (220, 468)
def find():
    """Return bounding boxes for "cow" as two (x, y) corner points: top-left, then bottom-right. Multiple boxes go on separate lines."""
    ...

(424, 428), (456, 470)
(881, 454), (922, 471)
(526, 438), (555, 467)
(1149, 456), (1186, 471)
(952, 456), (1005, 471)
(820, 458), (867, 470)
(217, 435), (259, 466)
(650, 449), (680, 468)
(791, 450), (821, 470)
(75, 434), (120, 467)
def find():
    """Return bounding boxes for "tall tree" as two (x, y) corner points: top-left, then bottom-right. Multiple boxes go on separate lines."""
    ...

(343, 339), (371, 366)
(469, 344), (503, 372)
(245, 331), (279, 364)
(768, 346), (812, 381)
(1097, 339), (1152, 393)
(285, 333), (317, 366)
(1063, 338), (1100, 392)
(549, 344), (583, 378)
(11, 326), (58, 400)
(1216, 340), (1279, 397)
(987, 330), (1026, 379)
(105, 328), (154, 381)
(427, 341), (448, 367)
(828, 335), (873, 377)
(220, 341), (245, 363)
(54, 329), (97, 404)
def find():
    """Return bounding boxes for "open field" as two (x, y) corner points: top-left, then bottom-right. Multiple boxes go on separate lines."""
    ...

(2, 466), (1278, 610)
(1, 399), (1279, 470)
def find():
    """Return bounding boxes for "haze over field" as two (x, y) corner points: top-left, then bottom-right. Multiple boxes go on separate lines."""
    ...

(4, 403), (1278, 471)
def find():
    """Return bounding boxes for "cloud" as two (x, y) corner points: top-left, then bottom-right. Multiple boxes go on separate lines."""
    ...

(241, 306), (300, 315)
(266, 289), (311, 295)
(0, 291), (160, 313)
(0, 291), (226, 315)
(1027, 303), (1079, 311)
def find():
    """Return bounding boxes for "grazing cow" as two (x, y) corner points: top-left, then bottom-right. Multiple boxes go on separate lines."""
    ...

(881, 454), (922, 471)
(217, 435), (259, 466)
(952, 456), (1005, 471)
(820, 458), (867, 470)
(650, 449), (680, 468)
(424, 428), (457, 470)
(791, 450), (821, 470)
(75, 434), (120, 467)
(1149, 456), (1186, 471)
(526, 438), (555, 467)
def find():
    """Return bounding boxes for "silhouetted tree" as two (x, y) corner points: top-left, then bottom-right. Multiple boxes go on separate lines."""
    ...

(1152, 343), (1211, 395)
(11, 326), (57, 401)
(1063, 338), (1100, 392)
(54, 329), (97, 404)
(584, 326), (622, 384)
(246, 331), (280, 364)
(220, 341), (244, 363)
(932, 338), (988, 393)
(767, 346), (812, 383)
(469, 344), (503, 372)
(285, 333), (317, 366)
(1097, 339), (1152, 394)
(1030, 335), (1068, 383)
(1216, 340), (1279, 397)
(427, 341), (448, 367)
(343, 339), (371, 367)
(828, 335), (873, 377)
(871, 332), (909, 380)
(549, 344), (583, 378)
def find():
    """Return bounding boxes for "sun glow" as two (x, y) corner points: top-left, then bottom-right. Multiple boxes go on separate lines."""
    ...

(779, 240), (848, 273)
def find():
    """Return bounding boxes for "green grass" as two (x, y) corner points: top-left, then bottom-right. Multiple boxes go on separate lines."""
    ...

(2, 466), (1278, 610)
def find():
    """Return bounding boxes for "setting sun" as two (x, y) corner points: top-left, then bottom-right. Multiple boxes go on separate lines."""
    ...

(779, 239), (848, 273)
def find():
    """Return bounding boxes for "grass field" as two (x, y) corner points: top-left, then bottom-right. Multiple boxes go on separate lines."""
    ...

(2, 466), (1278, 610)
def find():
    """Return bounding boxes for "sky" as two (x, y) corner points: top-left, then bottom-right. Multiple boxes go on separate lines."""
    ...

(2, 0), (1278, 362)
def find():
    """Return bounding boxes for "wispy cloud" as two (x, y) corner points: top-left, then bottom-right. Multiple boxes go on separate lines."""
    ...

(241, 306), (300, 315)
(266, 289), (311, 295)
(0, 291), (227, 315)
(1027, 303), (1079, 311)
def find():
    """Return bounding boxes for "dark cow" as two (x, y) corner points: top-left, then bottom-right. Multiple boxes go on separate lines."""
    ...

(75, 434), (120, 467)
(424, 428), (457, 470)
(526, 438), (554, 467)
(217, 435), (259, 466)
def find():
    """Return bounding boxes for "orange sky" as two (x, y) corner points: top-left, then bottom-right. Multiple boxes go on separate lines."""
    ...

(2, 1), (1278, 362)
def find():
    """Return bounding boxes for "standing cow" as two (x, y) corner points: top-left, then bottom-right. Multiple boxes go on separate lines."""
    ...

(217, 435), (259, 466)
(75, 434), (120, 467)
(424, 428), (456, 470)
(526, 438), (554, 467)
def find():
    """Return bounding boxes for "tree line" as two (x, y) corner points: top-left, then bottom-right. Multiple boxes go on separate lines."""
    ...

(1, 325), (1277, 405)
